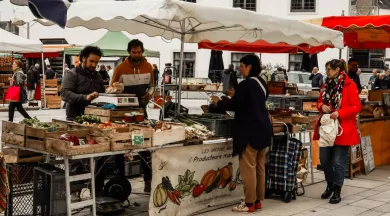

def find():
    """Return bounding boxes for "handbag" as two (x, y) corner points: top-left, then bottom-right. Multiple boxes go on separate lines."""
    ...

(319, 114), (343, 147)
(5, 86), (21, 102)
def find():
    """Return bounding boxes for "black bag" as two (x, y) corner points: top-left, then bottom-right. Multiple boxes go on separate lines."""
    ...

(20, 88), (28, 104)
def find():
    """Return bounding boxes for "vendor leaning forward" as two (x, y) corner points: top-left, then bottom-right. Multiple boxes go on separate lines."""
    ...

(111, 39), (155, 192)
(61, 46), (108, 195)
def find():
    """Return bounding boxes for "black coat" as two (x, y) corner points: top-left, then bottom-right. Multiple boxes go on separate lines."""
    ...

(309, 73), (323, 88)
(61, 66), (105, 121)
(218, 77), (272, 156)
(26, 67), (40, 90)
(348, 71), (362, 93)
(98, 70), (110, 85)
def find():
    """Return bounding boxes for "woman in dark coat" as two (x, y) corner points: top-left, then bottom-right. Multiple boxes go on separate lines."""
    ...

(98, 65), (110, 86)
(211, 54), (272, 213)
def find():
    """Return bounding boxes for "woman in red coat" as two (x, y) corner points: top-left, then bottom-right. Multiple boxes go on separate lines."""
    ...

(313, 59), (361, 204)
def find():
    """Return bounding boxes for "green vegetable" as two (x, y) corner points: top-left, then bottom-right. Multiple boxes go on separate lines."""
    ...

(19, 116), (56, 129)
(74, 115), (101, 124)
(175, 169), (198, 197)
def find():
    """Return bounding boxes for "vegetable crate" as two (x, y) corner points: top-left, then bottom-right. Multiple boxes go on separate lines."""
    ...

(2, 147), (44, 163)
(2, 120), (67, 150)
(84, 106), (143, 123)
(152, 122), (186, 146)
(45, 130), (110, 156)
(303, 102), (317, 112)
(110, 124), (153, 151)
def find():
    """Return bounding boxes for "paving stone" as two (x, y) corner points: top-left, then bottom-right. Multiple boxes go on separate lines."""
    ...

(373, 185), (390, 192)
(322, 205), (369, 216)
(344, 178), (386, 189)
(349, 199), (386, 209)
(369, 191), (390, 202)
(358, 210), (387, 216)
(293, 207), (330, 216)
(373, 203), (390, 213)
(358, 190), (382, 198)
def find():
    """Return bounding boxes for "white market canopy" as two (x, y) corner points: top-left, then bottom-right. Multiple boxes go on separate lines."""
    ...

(12, 0), (344, 48)
(0, 28), (42, 53)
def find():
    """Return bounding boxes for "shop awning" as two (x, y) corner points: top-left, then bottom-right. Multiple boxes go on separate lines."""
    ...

(0, 28), (42, 52)
(63, 31), (160, 58)
(306, 15), (390, 49)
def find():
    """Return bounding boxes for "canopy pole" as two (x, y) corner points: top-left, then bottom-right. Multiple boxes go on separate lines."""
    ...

(177, 20), (185, 115)
(62, 53), (66, 78)
(339, 49), (342, 59)
(41, 52), (46, 109)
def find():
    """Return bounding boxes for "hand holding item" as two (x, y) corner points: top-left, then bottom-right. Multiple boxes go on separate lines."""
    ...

(227, 88), (235, 97)
(8, 77), (12, 81)
(210, 96), (220, 104)
(141, 93), (152, 105)
(330, 111), (339, 120)
(86, 92), (99, 101)
(321, 105), (331, 114)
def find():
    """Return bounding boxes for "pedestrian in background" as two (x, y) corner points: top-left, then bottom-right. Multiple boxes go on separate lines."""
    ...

(369, 69), (378, 90)
(309, 66), (323, 90)
(313, 59), (361, 204)
(98, 65), (110, 85)
(153, 64), (159, 86)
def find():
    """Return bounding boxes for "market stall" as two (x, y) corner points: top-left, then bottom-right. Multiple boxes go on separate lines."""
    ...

(11, 0), (344, 215)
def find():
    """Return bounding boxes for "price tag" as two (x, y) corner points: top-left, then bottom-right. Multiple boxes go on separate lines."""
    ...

(132, 131), (144, 146)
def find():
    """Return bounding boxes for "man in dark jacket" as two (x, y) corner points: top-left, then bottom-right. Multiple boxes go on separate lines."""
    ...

(61, 46), (105, 121)
(44, 65), (56, 80)
(348, 58), (362, 93)
(222, 64), (238, 95)
(27, 64), (40, 101)
(309, 67), (323, 89)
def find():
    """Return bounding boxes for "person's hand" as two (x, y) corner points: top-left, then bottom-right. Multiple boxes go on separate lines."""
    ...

(86, 92), (99, 101)
(141, 93), (152, 104)
(321, 105), (331, 113)
(227, 88), (235, 97)
(8, 77), (12, 81)
(210, 96), (220, 104)
(330, 111), (339, 120)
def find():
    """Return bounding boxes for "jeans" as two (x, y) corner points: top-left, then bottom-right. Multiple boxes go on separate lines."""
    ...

(27, 90), (34, 101)
(320, 146), (349, 187)
(8, 102), (31, 122)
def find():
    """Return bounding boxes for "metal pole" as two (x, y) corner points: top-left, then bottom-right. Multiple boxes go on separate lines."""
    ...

(90, 157), (97, 216)
(41, 52), (46, 109)
(177, 19), (185, 115)
(339, 49), (342, 59)
(62, 53), (66, 78)
(27, 22), (30, 39)
(64, 158), (72, 216)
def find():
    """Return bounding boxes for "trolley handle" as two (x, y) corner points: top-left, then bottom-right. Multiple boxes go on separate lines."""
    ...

(271, 122), (290, 135)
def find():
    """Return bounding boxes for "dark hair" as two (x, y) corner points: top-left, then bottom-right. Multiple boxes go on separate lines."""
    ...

(240, 54), (261, 78)
(70, 64), (75, 69)
(348, 58), (358, 64)
(47, 65), (51, 68)
(79, 46), (103, 62)
(127, 39), (144, 53)
(326, 59), (346, 72)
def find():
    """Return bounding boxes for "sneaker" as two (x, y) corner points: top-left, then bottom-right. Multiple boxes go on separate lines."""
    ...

(232, 201), (255, 213)
(255, 201), (262, 210)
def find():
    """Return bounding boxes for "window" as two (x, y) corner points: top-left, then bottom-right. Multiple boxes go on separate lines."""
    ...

(173, 52), (196, 78)
(231, 53), (254, 71)
(290, 0), (316, 12)
(288, 54), (303, 71)
(233, 0), (256, 11)
(182, 0), (196, 2)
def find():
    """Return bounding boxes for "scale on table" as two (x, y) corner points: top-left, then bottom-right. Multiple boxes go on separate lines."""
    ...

(91, 93), (139, 107)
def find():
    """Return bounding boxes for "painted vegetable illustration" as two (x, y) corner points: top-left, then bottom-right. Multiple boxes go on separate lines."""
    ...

(192, 184), (204, 197)
(229, 167), (242, 191)
(199, 162), (234, 194)
(175, 169), (199, 198)
(153, 184), (168, 207)
(153, 176), (182, 207)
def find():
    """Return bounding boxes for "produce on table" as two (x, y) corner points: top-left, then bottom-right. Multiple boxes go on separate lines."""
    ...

(74, 115), (101, 124)
(59, 133), (97, 146)
(20, 116), (60, 130)
(174, 169), (198, 198)
(153, 183), (168, 208)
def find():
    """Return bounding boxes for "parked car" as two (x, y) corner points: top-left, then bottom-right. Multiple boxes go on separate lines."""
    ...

(287, 71), (317, 92)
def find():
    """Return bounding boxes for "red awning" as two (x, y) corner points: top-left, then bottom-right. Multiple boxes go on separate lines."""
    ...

(198, 40), (331, 54)
(306, 15), (390, 49)
(22, 52), (60, 58)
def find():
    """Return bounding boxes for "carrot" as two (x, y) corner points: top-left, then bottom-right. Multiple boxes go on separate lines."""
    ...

(173, 190), (182, 199)
(167, 191), (180, 205)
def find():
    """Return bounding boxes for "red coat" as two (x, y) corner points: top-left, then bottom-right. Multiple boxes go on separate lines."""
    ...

(313, 76), (362, 146)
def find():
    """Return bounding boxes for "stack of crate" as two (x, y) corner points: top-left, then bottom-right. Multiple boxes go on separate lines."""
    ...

(45, 79), (61, 109)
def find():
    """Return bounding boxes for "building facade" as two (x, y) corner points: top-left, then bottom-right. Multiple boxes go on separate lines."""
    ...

(0, 0), (389, 79)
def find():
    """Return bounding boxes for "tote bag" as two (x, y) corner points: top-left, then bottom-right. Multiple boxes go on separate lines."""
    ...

(5, 86), (21, 102)
(34, 83), (41, 100)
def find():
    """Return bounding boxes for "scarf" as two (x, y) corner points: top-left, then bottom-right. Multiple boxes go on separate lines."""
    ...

(322, 71), (347, 111)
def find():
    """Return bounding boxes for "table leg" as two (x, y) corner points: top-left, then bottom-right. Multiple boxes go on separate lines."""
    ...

(90, 157), (97, 216)
(309, 132), (314, 184)
(64, 158), (72, 216)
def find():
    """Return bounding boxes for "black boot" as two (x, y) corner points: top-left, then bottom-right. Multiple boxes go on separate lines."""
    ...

(321, 184), (334, 199)
(329, 185), (341, 204)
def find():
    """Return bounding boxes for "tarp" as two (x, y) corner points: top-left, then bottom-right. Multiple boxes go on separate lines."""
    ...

(63, 31), (160, 58)
(12, 0), (344, 48)
(0, 28), (42, 52)
(306, 15), (390, 49)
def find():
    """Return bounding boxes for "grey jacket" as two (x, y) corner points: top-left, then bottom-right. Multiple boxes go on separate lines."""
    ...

(12, 70), (26, 87)
(61, 66), (105, 121)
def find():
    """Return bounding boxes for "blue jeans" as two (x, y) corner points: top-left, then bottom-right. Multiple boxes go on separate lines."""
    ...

(320, 146), (349, 187)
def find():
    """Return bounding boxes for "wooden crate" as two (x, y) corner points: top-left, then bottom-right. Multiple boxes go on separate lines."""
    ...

(2, 120), (67, 149)
(84, 106), (144, 123)
(303, 102), (317, 112)
(46, 95), (62, 109)
(110, 124), (153, 151)
(45, 130), (110, 156)
(292, 116), (309, 124)
(152, 123), (185, 146)
(45, 79), (59, 95)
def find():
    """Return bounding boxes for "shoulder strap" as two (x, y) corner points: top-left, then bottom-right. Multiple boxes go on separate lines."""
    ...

(250, 77), (266, 98)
